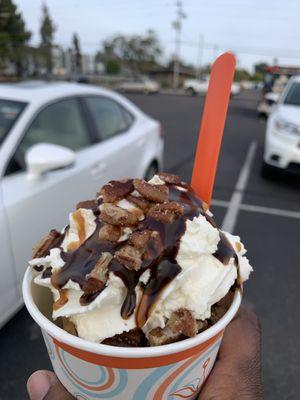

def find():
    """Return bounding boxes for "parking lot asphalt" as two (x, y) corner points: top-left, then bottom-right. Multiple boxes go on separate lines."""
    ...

(0, 90), (299, 399)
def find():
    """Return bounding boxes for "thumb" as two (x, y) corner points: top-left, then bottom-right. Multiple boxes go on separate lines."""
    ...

(27, 370), (75, 400)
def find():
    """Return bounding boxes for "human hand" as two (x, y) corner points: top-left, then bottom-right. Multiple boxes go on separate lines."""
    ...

(27, 370), (75, 400)
(198, 305), (262, 399)
(27, 306), (262, 400)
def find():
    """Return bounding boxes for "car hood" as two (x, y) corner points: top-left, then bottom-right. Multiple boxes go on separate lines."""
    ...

(276, 104), (300, 125)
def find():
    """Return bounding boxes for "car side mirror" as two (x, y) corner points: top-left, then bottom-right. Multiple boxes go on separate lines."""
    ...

(25, 143), (75, 181)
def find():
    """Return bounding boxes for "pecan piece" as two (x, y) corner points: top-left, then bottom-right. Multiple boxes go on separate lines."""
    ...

(129, 230), (152, 250)
(76, 199), (98, 211)
(115, 245), (142, 270)
(82, 277), (105, 294)
(32, 229), (62, 258)
(99, 179), (134, 203)
(158, 172), (181, 184)
(147, 202), (184, 223)
(87, 252), (112, 282)
(133, 179), (169, 203)
(168, 309), (198, 337)
(126, 194), (151, 211)
(100, 203), (139, 226)
(143, 231), (164, 262)
(148, 326), (182, 346)
(99, 224), (121, 242)
(197, 319), (209, 333)
(102, 328), (142, 347)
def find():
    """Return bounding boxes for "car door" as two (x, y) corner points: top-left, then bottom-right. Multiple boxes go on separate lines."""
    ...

(0, 98), (28, 326)
(1, 96), (110, 293)
(82, 95), (146, 180)
(0, 194), (20, 327)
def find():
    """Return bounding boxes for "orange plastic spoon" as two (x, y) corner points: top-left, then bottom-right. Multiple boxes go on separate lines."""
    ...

(191, 52), (236, 205)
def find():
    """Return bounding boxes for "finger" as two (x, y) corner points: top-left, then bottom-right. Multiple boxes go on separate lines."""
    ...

(199, 306), (262, 400)
(27, 370), (75, 400)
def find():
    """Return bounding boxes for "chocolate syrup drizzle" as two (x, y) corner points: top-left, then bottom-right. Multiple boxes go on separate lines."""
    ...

(49, 182), (237, 328)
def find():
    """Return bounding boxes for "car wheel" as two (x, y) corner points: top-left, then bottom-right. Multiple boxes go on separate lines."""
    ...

(258, 112), (267, 119)
(186, 87), (196, 96)
(261, 162), (276, 180)
(144, 162), (158, 181)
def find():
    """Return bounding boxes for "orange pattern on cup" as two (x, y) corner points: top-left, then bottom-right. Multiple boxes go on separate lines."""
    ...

(52, 330), (224, 369)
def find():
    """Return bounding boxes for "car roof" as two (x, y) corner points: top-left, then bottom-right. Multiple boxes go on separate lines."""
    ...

(0, 81), (117, 104)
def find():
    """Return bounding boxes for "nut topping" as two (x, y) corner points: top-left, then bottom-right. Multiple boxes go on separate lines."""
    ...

(129, 230), (152, 250)
(115, 245), (142, 270)
(99, 224), (121, 242)
(32, 230), (62, 258)
(148, 202), (184, 223)
(158, 172), (181, 184)
(126, 194), (151, 211)
(100, 203), (139, 226)
(133, 179), (169, 203)
(87, 252), (112, 282)
(99, 179), (134, 203)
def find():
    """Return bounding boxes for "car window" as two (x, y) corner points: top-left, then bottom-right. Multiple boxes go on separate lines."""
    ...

(283, 83), (300, 106)
(0, 99), (27, 145)
(85, 96), (134, 141)
(5, 98), (90, 175)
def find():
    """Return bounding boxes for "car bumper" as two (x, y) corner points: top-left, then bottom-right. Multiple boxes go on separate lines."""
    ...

(257, 101), (272, 115)
(264, 128), (300, 171)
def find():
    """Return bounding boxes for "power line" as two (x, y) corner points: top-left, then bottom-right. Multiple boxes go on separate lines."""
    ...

(172, 0), (187, 89)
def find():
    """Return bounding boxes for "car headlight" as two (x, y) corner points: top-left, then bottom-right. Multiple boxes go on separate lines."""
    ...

(274, 117), (300, 135)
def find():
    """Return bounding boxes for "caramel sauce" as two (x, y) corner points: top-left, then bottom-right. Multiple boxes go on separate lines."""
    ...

(53, 289), (68, 310)
(67, 209), (87, 252)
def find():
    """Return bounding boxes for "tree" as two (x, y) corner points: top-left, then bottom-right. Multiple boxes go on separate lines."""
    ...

(72, 33), (82, 73)
(102, 30), (162, 73)
(254, 62), (268, 76)
(234, 68), (251, 82)
(105, 59), (120, 74)
(0, 0), (31, 76)
(40, 2), (55, 74)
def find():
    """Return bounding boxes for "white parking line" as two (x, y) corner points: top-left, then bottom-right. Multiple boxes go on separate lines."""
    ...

(239, 203), (300, 219)
(221, 141), (258, 232)
(212, 199), (300, 219)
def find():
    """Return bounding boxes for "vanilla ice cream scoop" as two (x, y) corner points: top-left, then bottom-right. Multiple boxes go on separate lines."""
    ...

(29, 173), (252, 346)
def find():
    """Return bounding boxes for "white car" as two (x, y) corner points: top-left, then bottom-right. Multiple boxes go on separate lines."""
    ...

(262, 76), (300, 176)
(118, 78), (160, 94)
(257, 92), (280, 118)
(184, 79), (241, 96)
(0, 81), (163, 327)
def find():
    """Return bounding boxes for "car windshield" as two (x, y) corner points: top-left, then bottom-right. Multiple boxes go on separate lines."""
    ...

(283, 83), (300, 106)
(0, 99), (27, 145)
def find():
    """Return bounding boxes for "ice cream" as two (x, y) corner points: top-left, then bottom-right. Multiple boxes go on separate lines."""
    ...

(29, 173), (252, 346)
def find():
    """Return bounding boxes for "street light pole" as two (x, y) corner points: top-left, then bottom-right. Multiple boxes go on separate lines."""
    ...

(172, 0), (186, 89)
(196, 33), (204, 80)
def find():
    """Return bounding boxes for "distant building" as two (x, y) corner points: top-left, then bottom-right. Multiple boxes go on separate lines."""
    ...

(81, 54), (95, 75)
(146, 66), (195, 88)
(52, 45), (67, 76)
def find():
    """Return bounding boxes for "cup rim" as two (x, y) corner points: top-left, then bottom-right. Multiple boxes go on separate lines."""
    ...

(23, 267), (241, 358)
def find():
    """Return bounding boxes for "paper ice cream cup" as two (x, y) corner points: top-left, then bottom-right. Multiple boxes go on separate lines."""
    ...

(23, 268), (241, 400)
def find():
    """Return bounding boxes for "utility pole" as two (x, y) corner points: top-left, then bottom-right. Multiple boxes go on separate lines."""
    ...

(196, 33), (204, 80)
(213, 44), (219, 61)
(172, 0), (186, 89)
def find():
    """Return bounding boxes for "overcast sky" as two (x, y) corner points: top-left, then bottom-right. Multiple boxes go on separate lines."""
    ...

(15, 0), (300, 72)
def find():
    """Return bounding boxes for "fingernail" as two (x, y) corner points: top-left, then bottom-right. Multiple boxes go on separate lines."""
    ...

(27, 371), (51, 400)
